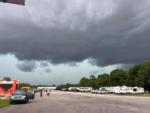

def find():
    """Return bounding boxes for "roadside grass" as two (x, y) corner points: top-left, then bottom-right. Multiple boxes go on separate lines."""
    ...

(0, 99), (10, 108)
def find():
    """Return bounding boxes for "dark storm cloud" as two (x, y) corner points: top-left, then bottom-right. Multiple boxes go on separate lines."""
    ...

(0, 0), (150, 68)
(17, 61), (37, 72)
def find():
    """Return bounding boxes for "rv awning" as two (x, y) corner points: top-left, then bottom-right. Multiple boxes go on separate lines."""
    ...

(0, 0), (25, 5)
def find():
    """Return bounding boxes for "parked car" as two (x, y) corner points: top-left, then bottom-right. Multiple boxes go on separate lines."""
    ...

(10, 90), (29, 104)
(27, 91), (35, 99)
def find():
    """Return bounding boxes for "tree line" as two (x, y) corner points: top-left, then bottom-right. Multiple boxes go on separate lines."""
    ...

(57, 61), (150, 91)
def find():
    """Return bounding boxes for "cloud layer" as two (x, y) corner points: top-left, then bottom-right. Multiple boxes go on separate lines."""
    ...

(0, 0), (150, 68)
(17, 61), (37, 72)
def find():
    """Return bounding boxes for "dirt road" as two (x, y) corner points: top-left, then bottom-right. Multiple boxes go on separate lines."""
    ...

(0, 91), (150, 113)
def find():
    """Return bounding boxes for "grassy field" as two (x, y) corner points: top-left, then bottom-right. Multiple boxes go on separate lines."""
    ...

(0, 99), (10, 108)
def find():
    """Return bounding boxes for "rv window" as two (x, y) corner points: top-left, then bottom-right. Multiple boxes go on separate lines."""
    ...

(133, 88), (137, 92)
(101, 88), (106, 91)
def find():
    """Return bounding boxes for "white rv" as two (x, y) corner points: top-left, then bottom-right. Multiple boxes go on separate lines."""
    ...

(99, 86), (144, 94)
(128, 87), (144, 94)
(68, 87), (92, 92)
(98, 87), (111, 94)
(68, 87), (78, 92)
(37, 87), (56, 92)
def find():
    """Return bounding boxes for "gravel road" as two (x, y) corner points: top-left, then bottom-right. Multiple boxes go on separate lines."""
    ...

(0, 91), (150, 113)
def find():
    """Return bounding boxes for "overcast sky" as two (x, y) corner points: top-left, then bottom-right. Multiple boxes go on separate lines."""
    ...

(0, 0), (150, 84)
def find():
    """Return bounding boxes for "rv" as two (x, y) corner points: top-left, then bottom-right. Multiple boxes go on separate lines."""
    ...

(37, 87), (56, 92)
(68, 87), (92, 92)
(98, 87), (111, 94)
(128, 87), (144, 94)
(99, 86), (144, 94)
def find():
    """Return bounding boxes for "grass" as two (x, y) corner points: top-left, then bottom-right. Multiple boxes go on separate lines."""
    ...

(0, 99), (10, 108)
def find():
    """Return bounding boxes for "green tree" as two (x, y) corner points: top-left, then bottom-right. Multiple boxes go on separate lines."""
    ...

(89, 75), (96, 88)
(95, 73), (110, 88)
(129, 64), (142, 86)
(3, 77), (11, 81)
(20, 83), (31, 88)
(79, 77), (90, 87)
(137, 61), (150, 90)
(110, 69), (128, 86)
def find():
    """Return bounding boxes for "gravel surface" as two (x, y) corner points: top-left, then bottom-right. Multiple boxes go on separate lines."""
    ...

(0, 91), (150, 113)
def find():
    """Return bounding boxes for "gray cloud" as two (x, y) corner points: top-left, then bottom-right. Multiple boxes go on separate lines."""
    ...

(45, 68), (51, 73)
(0, 0), (150, 67)
(118, 64), (135, 71)
(17, 61), (37, 72)
(40, 62), (49, 67)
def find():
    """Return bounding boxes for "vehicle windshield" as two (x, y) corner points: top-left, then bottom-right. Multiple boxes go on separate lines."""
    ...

(13, 90), (26, 95)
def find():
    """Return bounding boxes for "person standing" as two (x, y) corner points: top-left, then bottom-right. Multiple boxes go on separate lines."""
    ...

(47, 89), (52, 96)
(40, 90), (43, 97)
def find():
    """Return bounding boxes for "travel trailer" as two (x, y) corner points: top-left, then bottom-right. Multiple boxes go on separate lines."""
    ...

(98, 87), (111, 94)
(68, 87), (92, 92)
(37, 87), (56, 92)
(99, 86), (144, 94)
(127, 87), (144, 94)
(68, 87), (78, 92)
(92, 87), (112, 94)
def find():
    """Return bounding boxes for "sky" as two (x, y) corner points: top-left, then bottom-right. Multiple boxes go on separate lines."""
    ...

(0, 0), (150, 84)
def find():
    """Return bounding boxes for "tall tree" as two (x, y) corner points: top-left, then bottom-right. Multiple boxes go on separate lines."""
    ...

(79, 77), (90, 87)
(110, 69), (128, 86)
(137, 62), (150, 90)
(89, 75), (96, 88)
(129, 64), (142, 86)
(95, 73), (110, 88)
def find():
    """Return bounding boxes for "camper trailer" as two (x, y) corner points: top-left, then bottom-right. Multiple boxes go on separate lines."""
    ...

(98, 87), (111, 94)
(68, 87), (92, 92)
(99, 86), (144, 94)
(68, 87), (78, 92)
(128, 87), (144, 94)
(37, 86), (56, 92)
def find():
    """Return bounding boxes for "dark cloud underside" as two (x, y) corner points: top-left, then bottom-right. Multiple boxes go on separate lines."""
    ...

(16, 61), (37, 72)
(0, 0), (150, 68)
